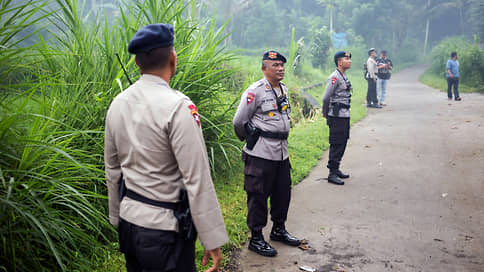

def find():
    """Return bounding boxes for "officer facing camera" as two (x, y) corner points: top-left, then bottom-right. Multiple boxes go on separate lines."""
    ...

(233, 50), (301, 257)
(322, 51), (353, 185)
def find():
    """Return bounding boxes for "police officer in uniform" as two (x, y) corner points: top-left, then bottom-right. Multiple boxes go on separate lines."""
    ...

(233, 51), (301, 257)
(322, 51), (353, 185)
(105, 24), (228, 272)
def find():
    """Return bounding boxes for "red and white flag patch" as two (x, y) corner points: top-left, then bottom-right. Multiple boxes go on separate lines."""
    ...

(331, 77), (337, 85)
(247, 92), (255, 104)
(188, 104), (200, 127)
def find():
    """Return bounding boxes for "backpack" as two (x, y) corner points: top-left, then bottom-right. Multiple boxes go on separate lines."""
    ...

(363, 63), (369, 79)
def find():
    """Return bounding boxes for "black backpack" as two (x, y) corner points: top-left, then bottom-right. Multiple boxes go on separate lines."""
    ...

(363, 63), (369, 79)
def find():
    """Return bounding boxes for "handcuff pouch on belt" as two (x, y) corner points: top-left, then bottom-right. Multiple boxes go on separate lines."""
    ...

(119, 175), (197, 241)
(244, 122), (289, 150)
(331, 102), (351, 117)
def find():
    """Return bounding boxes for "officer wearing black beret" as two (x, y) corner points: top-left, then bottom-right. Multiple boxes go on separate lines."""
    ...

(233, 50), (301, 257)
(105, 23), (228, 272)
(322, 51), (353, 185)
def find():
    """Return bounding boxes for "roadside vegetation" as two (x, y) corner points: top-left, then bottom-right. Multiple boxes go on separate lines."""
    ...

(420, 36), (484, 93)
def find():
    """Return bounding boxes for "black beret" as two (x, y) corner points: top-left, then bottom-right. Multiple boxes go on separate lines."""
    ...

(334, 51), (351, 66)
(128, 23), (174, 54)
(262, 51), (287, 63)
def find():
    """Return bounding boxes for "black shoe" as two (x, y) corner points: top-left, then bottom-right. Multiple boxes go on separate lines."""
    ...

(270, 226), (301, 246)
(335, 169), (350, 179)
(455, 97), (462, 101)
(328, 173), (345, 185)
(248, 236), (277, 257)
(373, 104), (382, 108)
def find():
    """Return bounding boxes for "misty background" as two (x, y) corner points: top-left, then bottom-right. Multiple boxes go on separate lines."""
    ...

(46, 1), (484, 55)
(1, 0), (483, 271)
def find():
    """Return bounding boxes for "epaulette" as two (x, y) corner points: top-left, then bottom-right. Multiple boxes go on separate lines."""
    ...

(248, 80), (265, 90)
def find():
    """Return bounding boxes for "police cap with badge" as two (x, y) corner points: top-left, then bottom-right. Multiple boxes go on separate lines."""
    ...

(262, 50), (287, 63)
(334, 51), (352, 66)
(128, 23), (174, 54)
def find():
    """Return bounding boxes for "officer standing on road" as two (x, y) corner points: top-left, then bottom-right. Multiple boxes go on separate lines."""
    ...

(105, 23), (228, 272)
(322, 51), (353, 185)
(233, 51), (301, 257)
(366, 48), (381, 108)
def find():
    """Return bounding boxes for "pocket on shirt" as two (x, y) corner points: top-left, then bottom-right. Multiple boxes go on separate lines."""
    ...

(262, 110), (281, 121)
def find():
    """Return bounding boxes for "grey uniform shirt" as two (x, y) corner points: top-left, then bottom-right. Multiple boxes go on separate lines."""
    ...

(233, 78), (290, 161)
(367, 57), (378, 79)
(105, 74), (228, 250)
(322, 70), (351, 118)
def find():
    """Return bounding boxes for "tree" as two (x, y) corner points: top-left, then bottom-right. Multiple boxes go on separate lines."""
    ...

(311, 26), (331, 68)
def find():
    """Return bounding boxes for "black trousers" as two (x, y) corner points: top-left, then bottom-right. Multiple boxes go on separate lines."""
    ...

(366, 78), (378, 105)
(327, 116), (350, 171)
(242, 152), (291, 232)
(119, 218), (196, 272)
(447, 77), (460, 99)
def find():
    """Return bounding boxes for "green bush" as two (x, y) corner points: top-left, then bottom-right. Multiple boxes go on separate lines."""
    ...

(310, 26), (332, 69)
(430, 36), (484, 88)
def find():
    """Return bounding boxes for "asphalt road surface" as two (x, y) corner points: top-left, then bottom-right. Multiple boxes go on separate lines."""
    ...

(234, 66), (484, 272)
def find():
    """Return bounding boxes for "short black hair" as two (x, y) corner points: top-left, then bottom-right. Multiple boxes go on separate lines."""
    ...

(381, 50), (387, 56)
(136, 46), (172, 71)
(451, 51), (457, 58)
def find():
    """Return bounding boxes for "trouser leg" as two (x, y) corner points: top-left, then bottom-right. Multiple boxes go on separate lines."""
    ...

(380, 79), (387, 103)
(369, 79), (378, 104)
(174, 239), (196, 272)
(366, 79), (371, 104)
(247, 192), (269, 232)
(327, 117), (350, 171)
(447, 77), (453, 98)
(270, 159), (291, 225)
(119, 219), (191, 272)
(376, 78), (381, 101)
(327, 142), (348, 171)
(453, 78), (460, 98)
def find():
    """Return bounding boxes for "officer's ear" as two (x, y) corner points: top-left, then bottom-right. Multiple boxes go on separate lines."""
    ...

(169, 48), (177, 76)
(134, 55), (140, 68)
(261, 61), (267, 72)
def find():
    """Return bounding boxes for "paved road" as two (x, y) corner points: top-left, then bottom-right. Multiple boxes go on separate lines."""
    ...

(234, 66), (484, 272)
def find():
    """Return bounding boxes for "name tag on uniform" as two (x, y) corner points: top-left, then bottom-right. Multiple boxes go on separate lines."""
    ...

(261, 97), (277, 112)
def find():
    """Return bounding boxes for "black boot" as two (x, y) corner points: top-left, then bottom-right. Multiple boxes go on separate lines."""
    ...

(248, 231), (277, 257)
(335, 169), (350, 179)
(328, 171), (345, 185)
(270, 224), (301, 246)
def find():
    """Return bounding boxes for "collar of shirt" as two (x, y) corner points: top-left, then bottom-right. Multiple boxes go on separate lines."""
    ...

(140, 74), (170, 87)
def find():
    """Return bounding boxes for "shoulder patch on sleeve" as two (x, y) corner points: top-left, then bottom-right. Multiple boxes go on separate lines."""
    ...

(188, 104), (201, 127)
(331, 77), (338, 85)
(247, 92), (255, 104)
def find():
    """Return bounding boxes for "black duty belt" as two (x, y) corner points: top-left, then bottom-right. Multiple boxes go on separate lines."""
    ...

(331, 102), (350, 109)
(126, 189), (179, 210)
(259, 130), (289, 140)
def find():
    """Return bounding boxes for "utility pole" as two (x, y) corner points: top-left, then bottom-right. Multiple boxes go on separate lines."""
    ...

(423, 0), (431, 56)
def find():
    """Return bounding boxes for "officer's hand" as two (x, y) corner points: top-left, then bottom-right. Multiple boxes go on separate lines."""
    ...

(202, 247), (223, 272)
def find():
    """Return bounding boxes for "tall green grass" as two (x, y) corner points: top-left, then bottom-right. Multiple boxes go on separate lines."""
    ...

(1, 0), (241, 270)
